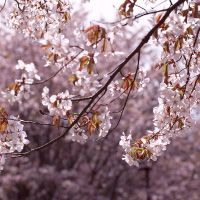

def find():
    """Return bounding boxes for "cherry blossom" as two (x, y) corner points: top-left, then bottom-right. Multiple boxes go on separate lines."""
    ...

(42, 86), (73, 118)
(0, 112), (29, 170)
(2, 0), (200, 172)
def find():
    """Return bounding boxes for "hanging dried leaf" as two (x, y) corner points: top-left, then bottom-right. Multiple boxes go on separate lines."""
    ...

(101, 38), (107, 54)
(156, 13), (163, 23)
(79, 56), (89, 70)
(47, 53), (54, 61)
(53, 116), (60, 130)
(174, 39), (180, 51)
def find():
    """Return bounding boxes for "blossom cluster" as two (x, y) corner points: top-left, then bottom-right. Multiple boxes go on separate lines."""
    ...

(120, 0), (200, 166)
(71, 68), (102, 97)
(3, 0), (200, 170)
(108, 80), (125, 98)
(98, 107), (113, 137)
(119, 133), (139, 167)
(8, 0), (71, 40)
(2, 60), (40, 104)
(0, 110), (29, 170)
(42, 86), (73, 118)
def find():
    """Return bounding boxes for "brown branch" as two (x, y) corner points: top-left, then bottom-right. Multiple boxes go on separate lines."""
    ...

(182, 27), (200, 99)
(189, 73), (200, 97)
(92, 8), (169, 26)
(193, 27), (200, 48)
(109, 51), (141, 135)
(0, 0), (6, 12)
(16, 119), (68, 128)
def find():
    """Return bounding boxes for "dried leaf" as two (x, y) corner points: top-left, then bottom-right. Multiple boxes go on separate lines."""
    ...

(101, 28), (106, 39)
(123, 79), (129, 91)
(186, 26), (193, 35)
(47, 53), (54, 61)
(156, 13), (163, 23)
(163, 41), (170, 53)
(69, 116), (73, 124)
(53, 116), (60, 130)
(54, 54), (58, 63)
(174, 39), (180, 51)
(68, 74), (79, 85)
(101, 38), (107, 54)
(88, 32), (94, 43)
(153, 29), (158, 39)
(166, 106), (170, 115)
(92, 113), (98, 124)
(87, 61), (94, 74)
(79, 56), (89, 70)
(163, 64), (168, 85)
(132, 80), (137, 91)
(84, 26), (98, 33)
(179, 37), (184, 49)
(192, 4), (199, 18)
(40, 44), (52, 50)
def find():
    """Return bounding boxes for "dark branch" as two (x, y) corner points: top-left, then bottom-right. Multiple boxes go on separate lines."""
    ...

(0, 0), (6, 13)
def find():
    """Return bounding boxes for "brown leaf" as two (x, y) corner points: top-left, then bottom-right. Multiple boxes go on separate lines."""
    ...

(166, 106), (170, 115)
(153, 29), (158, 39)
(192, 4), (199, 18)
(53, 116), (60, 130)
(156, 13), (163, 23)
(101, 38), (107, 54)
(186, 26), (193, 35)
(87, 61), (94, 74)
(68, 74), (79, 85)
(163, 64), (169, 85)
(79, 56), (89, 70)
(179, 37), (184, 49)
(69, 116), (73, 124)
(84, 25), (98, 33)
(47, 53), (54, 61)
(174, 39), (180, 51)
(40, 44), (52, 50)
(123, 79), (129, 91)
(132, 80), (137, 91)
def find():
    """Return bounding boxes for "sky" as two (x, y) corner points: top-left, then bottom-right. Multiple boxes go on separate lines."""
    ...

(72, 0), (123, 24)
(71, 0), (162, 69)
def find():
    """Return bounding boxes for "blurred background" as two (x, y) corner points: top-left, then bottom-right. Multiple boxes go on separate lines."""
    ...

(0, 1), (200, 200)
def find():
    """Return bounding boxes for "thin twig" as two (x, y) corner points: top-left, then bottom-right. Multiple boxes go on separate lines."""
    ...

(27, 49), (84, 85)
(0, 0), (6, 13)
(10, 118), (68, 128)
(108, 51), (141, 135)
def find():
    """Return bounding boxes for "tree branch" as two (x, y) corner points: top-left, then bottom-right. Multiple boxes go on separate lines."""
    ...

(7, 0), (185, 158)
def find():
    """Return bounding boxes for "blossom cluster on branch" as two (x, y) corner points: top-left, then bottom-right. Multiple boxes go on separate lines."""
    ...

(0, 0), (200, 170)
(0, 108), (29, 170)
